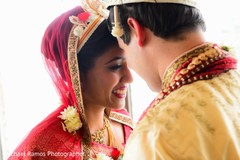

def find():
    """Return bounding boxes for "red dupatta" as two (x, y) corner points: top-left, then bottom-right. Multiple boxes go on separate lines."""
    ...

(8, 107), (132, 160)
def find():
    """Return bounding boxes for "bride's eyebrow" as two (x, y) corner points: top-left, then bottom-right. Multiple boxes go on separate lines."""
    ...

(105, 57), (124, 64)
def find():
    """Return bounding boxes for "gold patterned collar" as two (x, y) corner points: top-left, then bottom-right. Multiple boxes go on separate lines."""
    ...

(139, 42), (237, 121)
(162, 43), (213, 89)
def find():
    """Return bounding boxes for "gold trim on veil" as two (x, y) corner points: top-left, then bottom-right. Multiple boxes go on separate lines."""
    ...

(66, 0), (110, 147)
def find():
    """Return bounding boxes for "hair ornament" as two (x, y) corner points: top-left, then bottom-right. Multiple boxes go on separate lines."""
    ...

(69, 0), (109, 38)
(69, 12), (91, 37)
(58, 106), (82, 134)
(82, 0), (109, 19)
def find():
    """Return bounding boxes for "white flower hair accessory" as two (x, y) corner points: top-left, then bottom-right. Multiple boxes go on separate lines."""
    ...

(69, 0), (109, 37)
(82, 0), (109, 19)
(69, 12), (90, 37)
(58, 106), (82, 134)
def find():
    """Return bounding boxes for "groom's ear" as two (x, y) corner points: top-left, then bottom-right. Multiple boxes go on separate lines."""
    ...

(127, 18), (145, 47)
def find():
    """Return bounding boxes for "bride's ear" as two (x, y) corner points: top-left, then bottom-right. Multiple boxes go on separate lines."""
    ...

(127, 18), (145, 47)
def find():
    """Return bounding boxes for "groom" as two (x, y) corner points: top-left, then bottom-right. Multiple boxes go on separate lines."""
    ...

(105, 0), (240, 159)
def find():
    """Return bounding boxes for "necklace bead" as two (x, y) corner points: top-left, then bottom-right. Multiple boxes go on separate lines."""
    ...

(91, 117), (110, 144)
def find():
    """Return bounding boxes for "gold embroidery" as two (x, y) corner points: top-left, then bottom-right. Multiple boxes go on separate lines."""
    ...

(68, 26), (91, 144)
(91, 117), (110, 144)
(82, 143), (90, 160)
(163, 43), (210, 89)
(109, 111), (134, 128)
(152, 43), (236, 108)
(181, 103), (215, 135)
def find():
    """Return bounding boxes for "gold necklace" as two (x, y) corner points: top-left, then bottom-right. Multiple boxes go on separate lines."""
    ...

(91, 117), (110, 144)
(84, 118), (124, 160)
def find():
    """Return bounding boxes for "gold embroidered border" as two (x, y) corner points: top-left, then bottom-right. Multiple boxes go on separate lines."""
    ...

(68, 26), (91, 144)
(162, 43), (213, 89)
(68, 26), (84, 115)
(82, 143), (90, 160)
(68, 16), (104, 145)
(109, 111), (134, 128)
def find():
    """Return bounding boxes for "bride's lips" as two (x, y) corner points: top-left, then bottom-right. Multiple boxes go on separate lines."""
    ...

(112, 86), (128, 98)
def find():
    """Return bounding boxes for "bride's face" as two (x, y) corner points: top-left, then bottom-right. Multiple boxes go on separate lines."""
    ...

(82, 46), (133, 109)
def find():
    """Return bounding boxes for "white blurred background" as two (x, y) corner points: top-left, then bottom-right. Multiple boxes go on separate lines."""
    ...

(0, 0), (240, 159)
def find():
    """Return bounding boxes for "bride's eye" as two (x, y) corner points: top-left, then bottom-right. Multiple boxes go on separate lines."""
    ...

(108, 64), (122, 71)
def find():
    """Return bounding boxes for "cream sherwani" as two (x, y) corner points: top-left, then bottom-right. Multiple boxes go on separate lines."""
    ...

(123, 44), (240, 160)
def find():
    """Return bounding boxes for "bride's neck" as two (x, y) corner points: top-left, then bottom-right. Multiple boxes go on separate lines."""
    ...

(84, 106), (106, 133)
